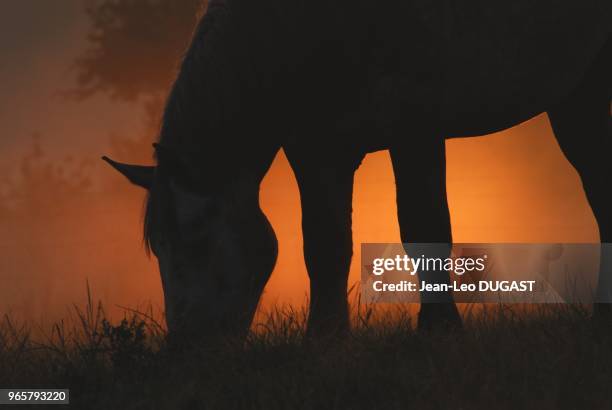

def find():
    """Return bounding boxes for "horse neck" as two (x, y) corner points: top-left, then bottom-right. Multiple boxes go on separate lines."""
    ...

(158, 2), (282, 186)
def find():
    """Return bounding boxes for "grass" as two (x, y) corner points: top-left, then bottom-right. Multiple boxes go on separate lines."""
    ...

(2, 297), (612, 410)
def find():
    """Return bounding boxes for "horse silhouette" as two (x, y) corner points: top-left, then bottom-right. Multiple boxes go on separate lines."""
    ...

(104, 0), (612, 341)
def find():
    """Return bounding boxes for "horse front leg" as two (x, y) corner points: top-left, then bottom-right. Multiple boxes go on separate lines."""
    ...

(389, 137), (462, 331)
(285, 143), (363, 338)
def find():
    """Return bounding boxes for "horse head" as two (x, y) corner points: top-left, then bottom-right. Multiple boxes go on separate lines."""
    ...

(102, 144), (277, 345)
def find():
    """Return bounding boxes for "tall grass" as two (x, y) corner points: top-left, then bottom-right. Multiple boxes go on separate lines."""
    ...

(1, 295), (612, 410)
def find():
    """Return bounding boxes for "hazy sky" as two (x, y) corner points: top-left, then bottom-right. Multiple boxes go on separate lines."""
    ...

(0, 0), (144, 175)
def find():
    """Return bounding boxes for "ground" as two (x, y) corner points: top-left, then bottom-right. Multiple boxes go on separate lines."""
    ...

(1, 301), (612, 410)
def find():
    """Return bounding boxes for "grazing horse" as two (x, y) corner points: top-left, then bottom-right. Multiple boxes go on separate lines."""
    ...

(104, 0), (612, 341)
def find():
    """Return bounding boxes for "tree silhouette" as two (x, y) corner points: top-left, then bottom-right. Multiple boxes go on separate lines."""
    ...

(73, 0), (206, 168)
(74, 0), (206, 102)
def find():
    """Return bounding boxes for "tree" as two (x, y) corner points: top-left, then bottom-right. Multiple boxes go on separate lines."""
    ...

(74, 0), (206, 102)
(73, 0), (207, 169)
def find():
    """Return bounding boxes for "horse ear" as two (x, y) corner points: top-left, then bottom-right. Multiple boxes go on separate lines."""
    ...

(153, 143), (182, 171)
(153, 143), (196, 186)
(102, 156), (154, 190)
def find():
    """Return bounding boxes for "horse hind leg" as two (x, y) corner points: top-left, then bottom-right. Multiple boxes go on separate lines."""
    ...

(548, 37), (612, 314)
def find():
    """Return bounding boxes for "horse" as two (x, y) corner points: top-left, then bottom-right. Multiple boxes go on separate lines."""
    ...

(104, 0), (612, 341)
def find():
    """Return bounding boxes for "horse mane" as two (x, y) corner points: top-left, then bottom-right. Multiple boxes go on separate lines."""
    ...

(143, 0), (234, 253)
(142, 0), (294, 253)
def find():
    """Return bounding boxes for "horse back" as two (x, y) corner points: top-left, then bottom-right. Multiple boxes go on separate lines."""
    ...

(440, 0), (612, 135)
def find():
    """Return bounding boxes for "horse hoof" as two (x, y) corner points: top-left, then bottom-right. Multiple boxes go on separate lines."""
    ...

(592, 303), (612, 323)
(417, 304), (463, 333)
(304, 320), (350, 344)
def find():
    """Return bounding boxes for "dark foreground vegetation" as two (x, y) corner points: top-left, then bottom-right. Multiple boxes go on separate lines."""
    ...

(2, 297), (612, 410)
